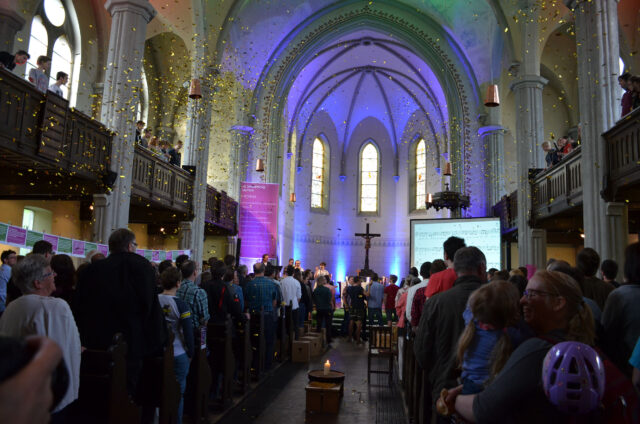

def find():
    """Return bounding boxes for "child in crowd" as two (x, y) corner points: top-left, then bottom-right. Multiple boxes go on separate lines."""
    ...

(456, 281), (520, 394)
(158, 267), (194, 424)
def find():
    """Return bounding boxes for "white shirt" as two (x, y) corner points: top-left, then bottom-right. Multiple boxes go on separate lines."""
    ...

(0, 294), (81, 412)
(48, 83), (63, 97)
(280, 276), (301, 310)
(405, 279), (428, 321)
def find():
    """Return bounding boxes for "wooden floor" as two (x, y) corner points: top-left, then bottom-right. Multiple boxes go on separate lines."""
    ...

(217, 337), (407, 424)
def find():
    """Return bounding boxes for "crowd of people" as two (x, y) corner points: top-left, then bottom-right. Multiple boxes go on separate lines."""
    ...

(134, 120), (183, 166)
(0, 50), (69, 98)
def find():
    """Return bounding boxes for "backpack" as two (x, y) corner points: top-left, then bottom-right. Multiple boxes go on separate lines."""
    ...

(540, 336), (640, 423)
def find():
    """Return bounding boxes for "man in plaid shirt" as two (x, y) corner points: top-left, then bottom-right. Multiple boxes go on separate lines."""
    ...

(246, 262), (279, 370)
(177, 260), (209, 330)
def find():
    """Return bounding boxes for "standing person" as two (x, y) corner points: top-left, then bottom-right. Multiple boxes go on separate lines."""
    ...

(157, 267), (194, 424)
(414, 247), (487, 421)
(346, 276), (366, 344)
(601, 242), (640, 376)
(424, 236), (467, 298)
(411, 260), (447, 328)
(294, 260), (303, 271)
(0, 250), (16, 315)
(74, 228), (167, 394)
(366, 273), (384, 327)
(576, 247), (613, 310)
(176, 260), (209, 331)
(405, 261), (432, 327)
(600, 259), (620, 288)
(0, 49), (29, 71)
(48, 71), (68, 97)
(168, 140), (183, 166)
(314, 262), (329, 280)
(135, 121), (145, 144)
(28, 56), (51, 93)
(50, 254), (75, 305)
(383, 275), (399, 322)
(140, 128), (152, 148)
(294, 268), (309, 329)
(245, 263), (279, 370)
(620, 72), (633, 117)
(280, 265), (301, 337)
(0, 254), (82, 420)
(261, 254), (269, 267)
(313, 275), (334, 346)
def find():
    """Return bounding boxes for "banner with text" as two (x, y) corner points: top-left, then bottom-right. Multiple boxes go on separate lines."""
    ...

(0, 222), (189, 262)
(239, 182), (279, 263)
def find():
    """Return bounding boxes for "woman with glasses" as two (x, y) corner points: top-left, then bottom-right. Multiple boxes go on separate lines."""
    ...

(440, 270), (595, 423)
(0, 254), (81, 422)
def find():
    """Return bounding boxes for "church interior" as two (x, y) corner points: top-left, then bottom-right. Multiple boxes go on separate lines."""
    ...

(1, 0), (640, 423)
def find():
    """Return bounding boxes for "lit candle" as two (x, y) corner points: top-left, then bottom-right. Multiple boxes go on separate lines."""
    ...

(427, 192), (432, 203)
(324, 359), (331, 375)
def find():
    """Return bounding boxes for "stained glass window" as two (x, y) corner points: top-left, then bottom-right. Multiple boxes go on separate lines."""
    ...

(360, 142), (379, 212)
(311, 137), (325, 208)
(416, 139), (426, 209)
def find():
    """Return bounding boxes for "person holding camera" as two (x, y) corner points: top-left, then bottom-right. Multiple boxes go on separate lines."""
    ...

(0, 254), (81, 421)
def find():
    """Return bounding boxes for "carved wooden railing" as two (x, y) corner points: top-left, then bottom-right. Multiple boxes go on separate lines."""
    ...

(492, 190), (517, 233)
(603, 107), (640, 201)
(205, 185), (237, 232)
(131, 145), (193, 214)
(531, 146), (582, 221)
(0, 68), (111, 180)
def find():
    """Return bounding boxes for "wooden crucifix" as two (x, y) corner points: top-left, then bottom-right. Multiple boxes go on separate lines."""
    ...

(355, 223), (381, 272)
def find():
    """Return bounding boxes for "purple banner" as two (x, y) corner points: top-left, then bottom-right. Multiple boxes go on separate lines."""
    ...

(152, 251), (160, 262)
(6, 226), (27, 245)
(97, 244), (109, 256)
(239, 182), (279, 259)
(43, 234), (59, 251)
(72, 240), (85, 256)
(166, 251), (173, 261)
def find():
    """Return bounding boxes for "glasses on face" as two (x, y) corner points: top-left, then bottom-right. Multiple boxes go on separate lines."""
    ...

(522, 288), (558, 299)
(42, 271), (56, 279)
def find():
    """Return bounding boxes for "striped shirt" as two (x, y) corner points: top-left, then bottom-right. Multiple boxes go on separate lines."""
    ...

(245, 276), (280, 313)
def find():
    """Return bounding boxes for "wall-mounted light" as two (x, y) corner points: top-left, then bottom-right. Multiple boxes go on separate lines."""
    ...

(189, 78), (202, 99)
(290, 192), (296, 203)
(484, 84), (500, 107)
(256, 159), (265, 172)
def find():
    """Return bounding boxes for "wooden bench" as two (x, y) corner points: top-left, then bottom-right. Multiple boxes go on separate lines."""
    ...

(249, 308), (265, 379)
(184, 326), (211, 424)
(233, 319), (252, 393)
(76, 333), (140, 424)
(208, 317), (235, 407)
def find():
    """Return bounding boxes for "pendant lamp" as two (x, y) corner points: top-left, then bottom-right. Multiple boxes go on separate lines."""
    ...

(255, 159), (265, 172)
(189, 78), (202, 99)
(484, 84), (499, 107)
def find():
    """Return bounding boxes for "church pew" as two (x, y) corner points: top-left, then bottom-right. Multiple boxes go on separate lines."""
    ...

(76, 333), (141, 424)
(285, 303), (294, 356)
(207, 317), (235, 407)
(136, 331), (182, 424)
(233, 318), (252, 393)
(250, 308), (266, 379)
(274, 306), (290, 362)
(184, 327), (211, 424)
(404, 335), (415, 418)
(413, 361), (423, 424)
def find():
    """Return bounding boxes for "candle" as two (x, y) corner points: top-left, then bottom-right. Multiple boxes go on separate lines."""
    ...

(324, 360), (331, 375)
(427, 192), (432, 203)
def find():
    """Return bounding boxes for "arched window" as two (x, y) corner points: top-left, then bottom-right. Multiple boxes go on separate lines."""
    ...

(415, 139), (427, 209)
(311, 137), (325, 209)
(360, 142), (379, 213)
(26, 0), (79, 104)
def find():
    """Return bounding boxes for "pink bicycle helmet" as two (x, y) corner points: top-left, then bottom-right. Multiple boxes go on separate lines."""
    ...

(542, 341), (605, 414)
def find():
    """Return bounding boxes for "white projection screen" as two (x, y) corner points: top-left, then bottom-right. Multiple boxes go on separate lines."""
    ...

(410, 218), (501, 270)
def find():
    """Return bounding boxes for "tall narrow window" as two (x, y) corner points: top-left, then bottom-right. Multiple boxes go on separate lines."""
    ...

(360, 142), (379, 213)
(26, 16), (48, 78)
(415, 139), (427, 209)
(311, 138), (325, 208)
(51, 36), (72, 97)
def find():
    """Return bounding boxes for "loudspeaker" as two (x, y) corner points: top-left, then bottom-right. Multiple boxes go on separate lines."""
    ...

(102, 171), (118, 188)
(182, 165), (196, 176)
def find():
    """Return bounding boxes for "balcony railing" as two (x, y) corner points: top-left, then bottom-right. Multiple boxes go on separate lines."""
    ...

(205, 185), (237, 232)
(531, 146), (582, 222)
(603, 107), (640, 202)
(0, 68), (111, 181)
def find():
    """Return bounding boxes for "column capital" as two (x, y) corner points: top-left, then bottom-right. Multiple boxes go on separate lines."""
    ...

(510, 75), (548, 92)
(229, 125), (254, 136)
(105, 0), (156, 22)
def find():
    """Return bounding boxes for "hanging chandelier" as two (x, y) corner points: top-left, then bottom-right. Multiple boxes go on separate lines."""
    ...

(425, 162), (470, 211)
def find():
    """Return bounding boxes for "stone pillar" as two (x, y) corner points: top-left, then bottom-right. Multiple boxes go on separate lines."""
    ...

(566, 0), (628, 267)
(178, 220), (193, 251)
(227, 235), (238, 257)
(91, 82), (104, 120)
(228, 126), (253, 200)
(511, 75), (548, 269)
(93, 0), (156, 243)
(0, 6), (25, 51)
(180, 71), (213, 263)
(91, 194), (110, 242)
(479, 125), (505, 207)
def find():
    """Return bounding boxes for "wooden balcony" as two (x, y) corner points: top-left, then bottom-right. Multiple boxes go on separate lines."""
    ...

(531, 146), (583, 223)
(0, 68), (112, 197)
(205, 185), (237, 234)
(603, 107), (640, 203)
(129, 145), (194, 221)
(492, 190), (517, 234)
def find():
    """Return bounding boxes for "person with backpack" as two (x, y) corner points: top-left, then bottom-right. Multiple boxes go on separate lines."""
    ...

(440, 270), (595, 422)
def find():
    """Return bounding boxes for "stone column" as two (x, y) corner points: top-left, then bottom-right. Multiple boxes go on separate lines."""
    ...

(0, 4), (24, 51)
(91, 82), (104, 120)
(228, 126), (253, 200)
(479, 125), (505, 207)
(178, 220), (193, 251)
(180, 72), (213, 263)
(566, 0), (628, 267)
(93, 0), (156, 243)
(227, 235), (238, 257)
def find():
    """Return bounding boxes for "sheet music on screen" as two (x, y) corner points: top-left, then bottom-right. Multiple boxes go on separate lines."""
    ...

(410, 218), (501, 270)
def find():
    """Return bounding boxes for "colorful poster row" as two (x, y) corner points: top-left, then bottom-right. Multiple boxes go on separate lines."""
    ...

(0, 222), (190, 262)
